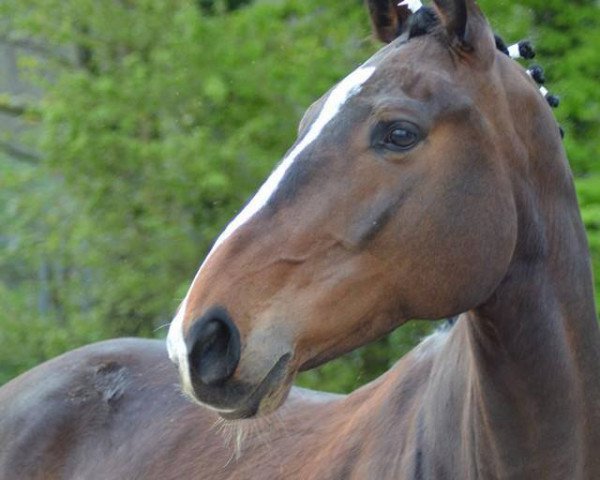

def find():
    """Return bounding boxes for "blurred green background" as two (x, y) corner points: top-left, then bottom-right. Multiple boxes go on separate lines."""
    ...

(0, 0), (598, 390)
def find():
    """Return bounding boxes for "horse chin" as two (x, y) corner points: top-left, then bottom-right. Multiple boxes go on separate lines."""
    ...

(218, 353), (294, 420)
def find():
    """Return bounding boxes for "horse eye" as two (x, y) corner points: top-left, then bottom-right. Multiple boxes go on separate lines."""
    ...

(377, 121), (421, 152)
(386, 128), (416, 148)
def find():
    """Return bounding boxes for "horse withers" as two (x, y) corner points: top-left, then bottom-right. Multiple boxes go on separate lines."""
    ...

(2, 0), (599, 478)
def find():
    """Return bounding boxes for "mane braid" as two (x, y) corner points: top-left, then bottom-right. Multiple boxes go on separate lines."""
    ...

(493, 32), (564, 136)
(404, 20), (564, 137)
(407, 7), (439, 38)
(494, 34), (509, 56)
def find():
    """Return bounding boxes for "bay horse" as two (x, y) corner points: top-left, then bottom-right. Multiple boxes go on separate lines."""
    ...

(1, 0), (599, 478)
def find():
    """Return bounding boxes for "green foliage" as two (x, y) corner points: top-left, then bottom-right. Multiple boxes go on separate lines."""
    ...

(0, 0), (598, 393)
(296, 321), (439, 393)
(576, 175), (600, 306)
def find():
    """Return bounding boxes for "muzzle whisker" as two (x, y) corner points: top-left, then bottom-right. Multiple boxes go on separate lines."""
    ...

(153, 322), (171, 332)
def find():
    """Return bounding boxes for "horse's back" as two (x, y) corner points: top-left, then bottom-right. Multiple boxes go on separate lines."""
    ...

(0, 338), (230, 479)
(0, 337), (428, 479)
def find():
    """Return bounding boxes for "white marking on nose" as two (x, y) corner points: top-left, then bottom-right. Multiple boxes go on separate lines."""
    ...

(166, 64), (377, 383)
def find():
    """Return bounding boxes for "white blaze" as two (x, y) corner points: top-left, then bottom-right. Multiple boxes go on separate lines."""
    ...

(166, 65), (377, 381)
(212, 65), (376, 251)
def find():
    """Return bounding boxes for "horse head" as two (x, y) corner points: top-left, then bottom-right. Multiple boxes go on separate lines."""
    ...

(167, 0), (563, 420)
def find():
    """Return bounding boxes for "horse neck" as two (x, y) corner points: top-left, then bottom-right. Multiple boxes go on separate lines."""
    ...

(294, 147), (600, 479)
(453, 145), (600, 476)
(343, 146), (600, 478)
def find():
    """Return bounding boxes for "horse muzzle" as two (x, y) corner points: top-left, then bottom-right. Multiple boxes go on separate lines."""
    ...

(176, 306), (294, 419)
(186, 306), (241, 386)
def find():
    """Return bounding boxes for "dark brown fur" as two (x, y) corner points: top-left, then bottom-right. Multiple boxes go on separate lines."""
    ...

(2, 0), (599, 478)
(0, 338), (437, 479)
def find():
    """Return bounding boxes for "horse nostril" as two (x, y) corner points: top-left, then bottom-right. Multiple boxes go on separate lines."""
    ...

(187, 307), (241, 386)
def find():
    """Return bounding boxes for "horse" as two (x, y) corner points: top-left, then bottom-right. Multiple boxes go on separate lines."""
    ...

(1, 0), (599, 478)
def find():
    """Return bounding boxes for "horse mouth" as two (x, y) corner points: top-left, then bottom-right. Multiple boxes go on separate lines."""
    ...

(218, 353), (293, 420)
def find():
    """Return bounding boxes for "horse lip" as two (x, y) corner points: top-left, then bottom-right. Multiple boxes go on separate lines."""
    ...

(219, 353), (292, 420)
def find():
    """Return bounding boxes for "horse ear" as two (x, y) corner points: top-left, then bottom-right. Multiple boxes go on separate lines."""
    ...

(432, 0), (492, 55)
(366, 0), (411, 44)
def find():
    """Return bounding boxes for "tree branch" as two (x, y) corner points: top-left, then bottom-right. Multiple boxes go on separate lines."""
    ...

(0, 34), (75, 68)
(0, 140), (41, 164)
(0, 96), (41, 121)
(0, 100), (27, 117)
